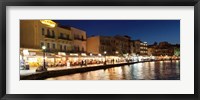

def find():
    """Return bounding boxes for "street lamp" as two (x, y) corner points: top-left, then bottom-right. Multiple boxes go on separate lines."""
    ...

(104, 51), (107, 65)
(36, 45), (47, 72)
(115, 51), (119, 55)
(42, 46), (46, 70)
(42, 46), (47, 71)
(115, 51), (119, 63)
(42, 45), (46, 50)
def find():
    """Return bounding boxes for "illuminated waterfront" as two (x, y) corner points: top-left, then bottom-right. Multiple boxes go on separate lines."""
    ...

(46, 60), (180, 80)
(20, 20), (180, 80)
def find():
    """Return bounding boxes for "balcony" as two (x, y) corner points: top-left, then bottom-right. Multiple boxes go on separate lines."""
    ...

(45, 35), (55, 39)
(74, 37), (86, 41)
(58, 37), (72, 41)
(44, 48), (57, 53)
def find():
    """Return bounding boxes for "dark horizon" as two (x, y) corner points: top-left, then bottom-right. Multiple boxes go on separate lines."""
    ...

(54, 20), (180, 45)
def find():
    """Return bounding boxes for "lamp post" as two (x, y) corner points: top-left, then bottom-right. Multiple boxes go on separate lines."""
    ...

(104, 51), (107, 65)
(42, 46), (46, 70)
(36, 45), (47, 72)
(115, 51), (119, 63)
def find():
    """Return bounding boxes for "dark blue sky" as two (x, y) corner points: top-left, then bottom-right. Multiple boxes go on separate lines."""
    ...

(54, 20), (180, 45)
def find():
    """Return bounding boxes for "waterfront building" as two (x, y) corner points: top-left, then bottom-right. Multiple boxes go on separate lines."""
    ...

(130, 41), (136, 56)
(20, 20), (73, 52)
(132, 40), (148, 56)
(70, 27), (87, 53)
(20, 20), (87, 69)
(140, 41), (148, 56)
(147, 42), (180, 56)
(87, 35), (131, 56)
(114, 35), (131, 56)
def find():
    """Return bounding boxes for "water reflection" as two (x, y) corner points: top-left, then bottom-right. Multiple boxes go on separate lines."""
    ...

(46, 60), (180, 80)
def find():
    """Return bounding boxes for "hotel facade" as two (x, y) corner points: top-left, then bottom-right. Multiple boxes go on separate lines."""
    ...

(20, 20), (90, 69)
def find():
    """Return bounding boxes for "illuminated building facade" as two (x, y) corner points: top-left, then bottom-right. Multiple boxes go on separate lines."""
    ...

(87, 35), (131, 56)
(71, 27), (87, 53)
(132, 40), (148, 56)
(148, 42), (179, 56)
(20, 20), (73, 52)
(20, 20), (87, 68)
(114, 35), (131, 55)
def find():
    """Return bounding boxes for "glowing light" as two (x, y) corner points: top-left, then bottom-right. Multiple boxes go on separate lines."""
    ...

(42, 45), (46, 50)
(42, 56), (47, 60)
(70, 53), (78, 56)
(81, 53), (87, 56)
(115, 51), (119, 54)
(58, 52), (66, 56)
(23, 49), (29, 56)
(40, 20), (56, 28)
(28, 58), (37, 62)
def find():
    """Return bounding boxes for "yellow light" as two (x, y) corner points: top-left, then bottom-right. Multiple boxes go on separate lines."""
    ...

(40, 20), (56, 28)
(23, 49), (29, 56)
(42, 46), (46, 50)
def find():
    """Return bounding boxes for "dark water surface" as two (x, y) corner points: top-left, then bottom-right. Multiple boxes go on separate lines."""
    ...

(46, 60), (180, 80)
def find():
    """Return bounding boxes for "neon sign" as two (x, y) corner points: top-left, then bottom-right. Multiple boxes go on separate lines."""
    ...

(40, 20), (56, 28)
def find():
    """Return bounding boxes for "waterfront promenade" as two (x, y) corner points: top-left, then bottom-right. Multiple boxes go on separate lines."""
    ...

(20, 59), (179, 80)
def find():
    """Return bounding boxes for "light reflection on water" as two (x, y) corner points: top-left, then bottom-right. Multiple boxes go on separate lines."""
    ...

(46, 60), (180, 80)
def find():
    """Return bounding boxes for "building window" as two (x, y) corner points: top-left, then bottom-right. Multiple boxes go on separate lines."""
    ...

(53, 43), (55, 49)
(47, 29), (50, 36)
(52, 30), (55, 37)
(60, 45), (62, 50)
(60, 33), (64, 37)
(81, 36), (84, 40)
(47, 43), (50, 49)
(82, 47), (84, 52)
(41, 42), (44, 47)
(64, 45), (67, 51)
(42, 28), (45, 35)
(66, 34), (69, 39)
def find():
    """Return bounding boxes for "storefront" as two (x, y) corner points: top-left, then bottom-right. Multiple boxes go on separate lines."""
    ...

(20, 49), (42, 70)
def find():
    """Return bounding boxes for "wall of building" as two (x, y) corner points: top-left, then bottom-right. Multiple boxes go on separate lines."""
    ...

(71, 27), (87, 52)
(56, 27), (73, 52)
(114, 36), (130, 55)
(20, 20), (37, 48)
(87, 35), (131, 56)
(20, 20), (78, 53)
(86, 36), (100, 54)
(38, 20), (58, 51)
(99, 36), (115, 55)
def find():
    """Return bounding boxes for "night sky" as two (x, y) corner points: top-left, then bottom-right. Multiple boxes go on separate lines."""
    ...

(54, 20), (180, 45)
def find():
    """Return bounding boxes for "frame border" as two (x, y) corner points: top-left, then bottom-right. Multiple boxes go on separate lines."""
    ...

(0, 0), (199, 100)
